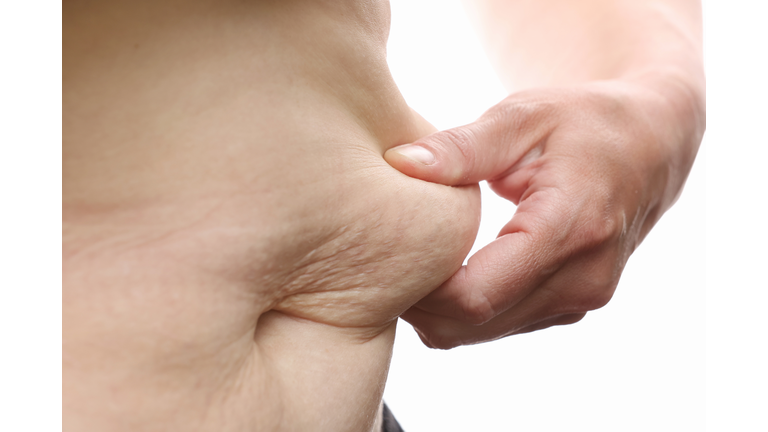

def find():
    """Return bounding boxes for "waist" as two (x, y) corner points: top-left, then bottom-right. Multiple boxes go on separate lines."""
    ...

(64, 0), (417, 208)
(63, 2), (480, 430)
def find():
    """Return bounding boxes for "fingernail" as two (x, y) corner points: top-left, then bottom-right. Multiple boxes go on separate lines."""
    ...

(392, 145), (435, 165)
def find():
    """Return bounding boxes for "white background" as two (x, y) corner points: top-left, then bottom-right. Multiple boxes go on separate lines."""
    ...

(0, 0), (765, 431)
(382, 1), (767, 431)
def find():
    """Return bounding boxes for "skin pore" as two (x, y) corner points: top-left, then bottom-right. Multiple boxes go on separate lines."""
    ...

(63, 1), (479, 431)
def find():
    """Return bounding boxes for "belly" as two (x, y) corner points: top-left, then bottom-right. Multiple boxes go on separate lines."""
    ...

(64, 1), (480, 431)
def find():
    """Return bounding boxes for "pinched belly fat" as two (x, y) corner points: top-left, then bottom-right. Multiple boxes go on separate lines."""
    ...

(63, 1), (480, 430)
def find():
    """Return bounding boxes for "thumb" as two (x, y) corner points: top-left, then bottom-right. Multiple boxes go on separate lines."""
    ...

(384, 107), (549, 186)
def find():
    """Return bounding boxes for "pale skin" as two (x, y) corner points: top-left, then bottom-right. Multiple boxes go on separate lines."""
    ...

(64, 2), (479, 430)
(63, 0), (704, 431)
(386, 0), (705, 348)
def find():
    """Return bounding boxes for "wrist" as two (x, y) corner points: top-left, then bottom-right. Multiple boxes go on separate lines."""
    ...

(620, 68), (705, 211)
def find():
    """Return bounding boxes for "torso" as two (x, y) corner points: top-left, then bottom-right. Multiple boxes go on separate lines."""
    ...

(63, 1), (479, 431)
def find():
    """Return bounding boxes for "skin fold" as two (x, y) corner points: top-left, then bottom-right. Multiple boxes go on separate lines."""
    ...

(385, 0), (705, 348)
(63, 1), (479, 430)
(63, 0), (705, 429)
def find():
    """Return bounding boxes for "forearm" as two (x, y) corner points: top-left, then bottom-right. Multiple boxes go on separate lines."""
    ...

(464, 0), (705, 214)
(464, 0), (703, 89)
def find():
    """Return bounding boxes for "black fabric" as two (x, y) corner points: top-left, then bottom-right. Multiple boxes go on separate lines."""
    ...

(381, 403), (405, 432)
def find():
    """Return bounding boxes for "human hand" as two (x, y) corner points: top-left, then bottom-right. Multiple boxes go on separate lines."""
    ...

(385, 82), (700, 348)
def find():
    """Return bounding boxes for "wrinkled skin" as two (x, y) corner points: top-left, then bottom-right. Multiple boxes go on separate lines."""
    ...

(63, 1), (479, 431)
(387, 82), (703, 348)
(382, 0), (705, 350)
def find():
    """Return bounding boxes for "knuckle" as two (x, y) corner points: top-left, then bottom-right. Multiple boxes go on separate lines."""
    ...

(583, 285), (614, 311)
(568, 312), (588, 324)
(551, 262), (619, 315)
(576, 203), (623, 253)
(459, 289), (497, 325)
(489, 92), (560, 133)
(597, 214), (622, 246)
(579, 267), (619, 311)
(556, 313), (587, 327)
(430, 127), (479, 181)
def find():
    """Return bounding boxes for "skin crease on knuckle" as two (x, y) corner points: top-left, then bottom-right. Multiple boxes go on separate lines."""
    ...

(448, 273), (607, 345)
(456, 275), (498, 326)
(409, 220), (619, 349)
(480, 93), (561, 182)
(525, 91), (646, 257)
(410, 86), (650, 347)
